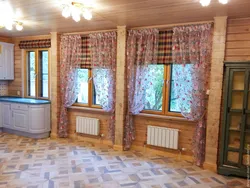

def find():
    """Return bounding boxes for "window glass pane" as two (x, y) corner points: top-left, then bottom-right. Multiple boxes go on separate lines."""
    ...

(77, 69), (89, 104)
(93, 83), (100, 105)
(92, 69), (109, 106)
(170, 64), (192, 113)
(39, 51), (49, 98)
(27, 51), (36, 97)
(144, 64), (164, 111)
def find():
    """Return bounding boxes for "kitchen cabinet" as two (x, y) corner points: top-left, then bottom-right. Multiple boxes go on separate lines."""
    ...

(0, 42), (14, 80)
(0, 97), (51, 138)
(218, 62), (250, 178)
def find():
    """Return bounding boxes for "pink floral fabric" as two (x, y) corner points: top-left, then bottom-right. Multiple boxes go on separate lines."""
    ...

(125, 29), (159, 149)
(89, 32), (117, 143)
(59, 35), (81, 137)
(172, 24), (212, 166)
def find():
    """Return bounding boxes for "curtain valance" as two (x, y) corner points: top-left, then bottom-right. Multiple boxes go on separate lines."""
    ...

(157, 30), (173, 64)
(80, 36), (91, 69)
(19, 39), (51, 49)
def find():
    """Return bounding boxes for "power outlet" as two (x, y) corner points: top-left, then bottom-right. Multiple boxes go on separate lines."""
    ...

(17, 91), (20, 96)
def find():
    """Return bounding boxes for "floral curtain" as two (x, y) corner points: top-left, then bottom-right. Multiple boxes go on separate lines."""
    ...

(59, 35), (81, 137)
(125, 29), (159, 149)
(172, 24), (212, 166)
(89, 32), (117, 143)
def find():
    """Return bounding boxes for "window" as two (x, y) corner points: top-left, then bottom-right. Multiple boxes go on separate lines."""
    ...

(24, 49), (50, 98)
(144, 64), (191, 116)
(76, 68), (101, 108)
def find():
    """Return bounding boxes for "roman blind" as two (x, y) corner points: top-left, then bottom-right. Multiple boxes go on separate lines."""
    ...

(157, 30), (173, 64)
(19, 39), (51, 49)
(80, 36), (91, 69)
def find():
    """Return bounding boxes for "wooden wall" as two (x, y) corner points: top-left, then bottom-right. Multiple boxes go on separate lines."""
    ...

(225, 17), (250, 62)
(68, 108), (112, 144)
(0, 36), (13, 43)
(132, 115), (196, 156)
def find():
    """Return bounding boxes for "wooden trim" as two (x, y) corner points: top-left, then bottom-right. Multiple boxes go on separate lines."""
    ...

(130, 20), (214, 30)
(165, 64), (171, 114)
(68, 105), (110, 114)
(136, 113), (194, 123)
(162, 65), (168, 114)
(63, 29), (117, 36)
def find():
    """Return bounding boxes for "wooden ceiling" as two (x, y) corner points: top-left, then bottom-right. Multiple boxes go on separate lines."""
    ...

(0, 0), (250, 37)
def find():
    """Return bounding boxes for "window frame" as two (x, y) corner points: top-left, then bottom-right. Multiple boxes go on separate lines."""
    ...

(24, 48), (50, 99)
(142, 64), (182, 117)
(74, 68), (102, 109)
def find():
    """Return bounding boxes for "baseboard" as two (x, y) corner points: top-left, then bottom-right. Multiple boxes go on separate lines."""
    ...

(113, 145), (124, 151)
(2, 128), (50, 139)
(69, 133), (113, 146)
(50, 132), (58, 139)
(203, 162), (217, 172)
(131, 145), (194, 162)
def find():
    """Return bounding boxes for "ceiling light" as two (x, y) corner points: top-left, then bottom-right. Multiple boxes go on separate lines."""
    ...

(16, 22), (23, 31)
(60, 1), (94, 22)
(5, 23), (13, 30)
(83, 9), (92, 20)
(218, 0), (228, 4)
(62, 5), (71, 18)
(200, 0), (211, 6)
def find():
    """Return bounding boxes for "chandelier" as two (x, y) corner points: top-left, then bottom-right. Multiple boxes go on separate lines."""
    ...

(61, 1), (93, 22)
(200, 0), (229, 6)
(0, 0), (24, 31)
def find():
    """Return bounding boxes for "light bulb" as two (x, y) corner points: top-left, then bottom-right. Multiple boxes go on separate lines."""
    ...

(16, 23), (23, 31)
(5, 23), (13, 30)
(83, 9), (92, 20)
(62, 6), (70, 18)
(72, 6), (81, 22)
(200, 0), (211, 6)
(72, 12), (81, 22)
(219, 0), (228, 4)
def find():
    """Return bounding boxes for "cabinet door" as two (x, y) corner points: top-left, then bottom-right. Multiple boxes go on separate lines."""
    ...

(3, 43), (14, 80)
(224, 69), (247, 167)
(2, 103), (12, 129)
(0, 43), (5, 79)
(13, 110), (28, 132)
(0, 43), (14, 80)
(29, 106), (47, 133)
(242, 70), (250, 167)
(0, 103), (2, 128)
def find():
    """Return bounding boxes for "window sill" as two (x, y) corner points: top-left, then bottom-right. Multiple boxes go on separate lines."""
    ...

(67, 105), (110, 114)
(135, 113), (196, 123)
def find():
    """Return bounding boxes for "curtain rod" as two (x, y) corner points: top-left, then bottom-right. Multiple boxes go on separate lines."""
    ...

(130, 20), (214, 30)
(63, 29), (117, 35)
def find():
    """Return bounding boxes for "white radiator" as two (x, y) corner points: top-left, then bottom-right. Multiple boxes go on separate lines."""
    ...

(147, 126), (179, 150)
(76, 116), (100, 136)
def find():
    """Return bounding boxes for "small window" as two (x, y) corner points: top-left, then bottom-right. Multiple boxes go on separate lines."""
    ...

(25, 49), (50, 99)
(76, 68), (101, 108)
(143, 64), (189, 116)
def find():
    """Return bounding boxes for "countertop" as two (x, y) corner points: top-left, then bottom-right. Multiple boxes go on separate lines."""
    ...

(0, 96), (51, 105)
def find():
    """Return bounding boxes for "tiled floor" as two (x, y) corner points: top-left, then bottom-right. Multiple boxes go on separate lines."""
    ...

(0, 133), (247, 188)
